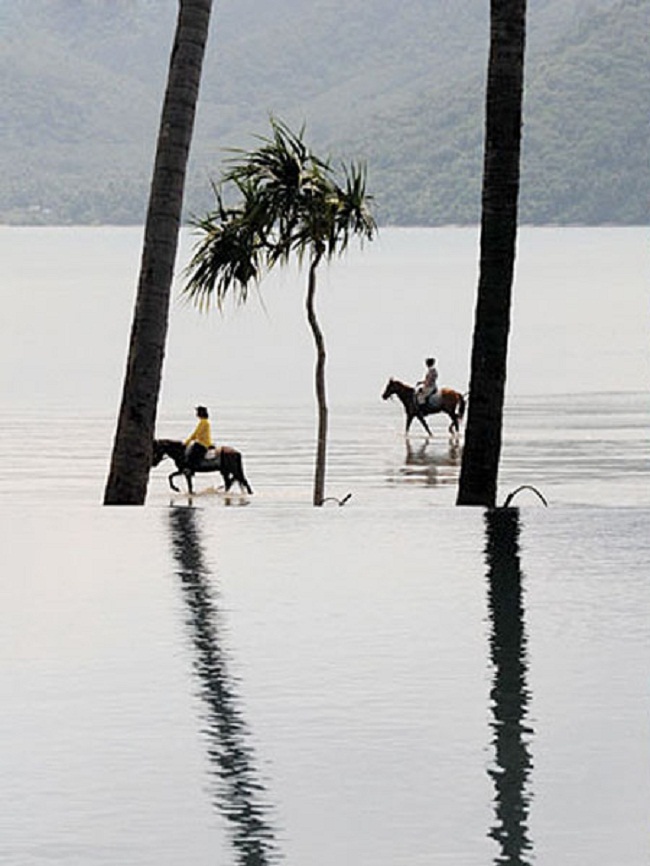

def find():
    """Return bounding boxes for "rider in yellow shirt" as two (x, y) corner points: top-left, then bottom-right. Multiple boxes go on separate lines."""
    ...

(185, 405), (213, 469)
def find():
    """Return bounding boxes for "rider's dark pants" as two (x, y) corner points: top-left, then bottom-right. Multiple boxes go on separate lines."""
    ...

(186, 442), (207, 470)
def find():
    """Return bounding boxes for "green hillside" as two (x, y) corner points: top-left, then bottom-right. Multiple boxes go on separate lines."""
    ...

(521, 0), (650, 224)
(0, 0), (646, 225)
(349, 0), (650, 224)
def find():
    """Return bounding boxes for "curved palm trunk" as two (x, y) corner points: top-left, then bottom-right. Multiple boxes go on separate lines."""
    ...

(457, 0), (527, 507)
(104, 0), (213, 505)
(306, 253), (327, 506)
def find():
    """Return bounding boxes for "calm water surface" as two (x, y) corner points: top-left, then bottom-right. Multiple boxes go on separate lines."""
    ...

(1, 228), (649, 864)
(2, 498), (649, 865)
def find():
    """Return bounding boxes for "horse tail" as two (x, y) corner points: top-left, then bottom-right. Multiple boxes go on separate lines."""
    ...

(458, 392), (467, 420)
(235, 451), (254, 494)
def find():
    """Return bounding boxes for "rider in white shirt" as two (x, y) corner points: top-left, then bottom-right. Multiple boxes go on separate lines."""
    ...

(416, 357), (439, 406)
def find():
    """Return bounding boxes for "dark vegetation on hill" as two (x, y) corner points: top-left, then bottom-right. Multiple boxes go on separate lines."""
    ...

(0, 0), (646, 225)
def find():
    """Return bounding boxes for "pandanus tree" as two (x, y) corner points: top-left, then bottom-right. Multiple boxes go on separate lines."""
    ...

(457, 0), (527, 507)
(184, 119), (376, 506)
(104, 0), (213, 505)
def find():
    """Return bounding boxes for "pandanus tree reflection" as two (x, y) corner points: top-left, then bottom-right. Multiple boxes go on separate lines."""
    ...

(169, 506), (279, 864)
(184, 119), (376, 505)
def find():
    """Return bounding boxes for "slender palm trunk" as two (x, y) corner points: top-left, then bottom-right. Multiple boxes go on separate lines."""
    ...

(457, 0), (527, 507)
(104, 0), (213, 505)
(306, 252), (327, 506)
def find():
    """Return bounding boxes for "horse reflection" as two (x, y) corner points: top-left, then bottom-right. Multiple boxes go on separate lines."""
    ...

(390, 439), (461, 487)
(484, 508), (534, 865)
(168, 506), (279, 865)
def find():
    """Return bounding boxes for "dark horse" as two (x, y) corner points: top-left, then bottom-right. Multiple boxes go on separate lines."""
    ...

(382, 378), (466, 437)
(152, 439), (253, 496)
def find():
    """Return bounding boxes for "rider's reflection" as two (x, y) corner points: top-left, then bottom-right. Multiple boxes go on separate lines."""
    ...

(484, 507), (534, 865)
(168, 505), (280, 865)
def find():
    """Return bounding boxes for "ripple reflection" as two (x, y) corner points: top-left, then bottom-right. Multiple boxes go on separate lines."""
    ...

(169, 506), (281, 865)
(484, 508), (534, 865)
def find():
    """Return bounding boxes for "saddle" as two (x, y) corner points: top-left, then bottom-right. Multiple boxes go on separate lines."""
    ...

(198, 446), (222, 469)
(417, 390), (442, 411)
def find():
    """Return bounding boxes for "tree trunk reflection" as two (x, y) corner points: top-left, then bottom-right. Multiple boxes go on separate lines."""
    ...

(168, 506), (280, 865)
(484, 508), (534, 865)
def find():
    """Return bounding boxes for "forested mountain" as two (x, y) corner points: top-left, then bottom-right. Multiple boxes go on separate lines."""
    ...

(0, 0), (646, 225)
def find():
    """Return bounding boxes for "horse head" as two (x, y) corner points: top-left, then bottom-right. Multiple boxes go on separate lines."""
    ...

(151, 439), (167, 467)
(382, 378), (397, 400)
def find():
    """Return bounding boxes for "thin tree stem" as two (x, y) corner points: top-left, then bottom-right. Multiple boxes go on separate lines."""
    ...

(306, 253), (327, 506)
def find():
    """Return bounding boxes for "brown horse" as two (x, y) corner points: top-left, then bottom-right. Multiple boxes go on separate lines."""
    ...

(382, 378), (466, 436)
(152, 439), (253, 495)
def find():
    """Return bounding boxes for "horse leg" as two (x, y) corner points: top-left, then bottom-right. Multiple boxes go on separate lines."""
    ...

(406, 413), (417, 436)
(417, 413), (433, 436)
(447, 410), (461, 441)
(184, 470), (194, 495)
(169, 470), (182, 492)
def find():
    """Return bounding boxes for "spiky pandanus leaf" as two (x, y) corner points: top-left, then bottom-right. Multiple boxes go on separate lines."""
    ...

(184, 181), (268, 308)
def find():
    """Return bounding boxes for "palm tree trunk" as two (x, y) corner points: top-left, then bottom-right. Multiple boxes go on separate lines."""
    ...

(104, 0), (213, 505)
(306, 253), (327, 506)
(456, 0), (527, 507)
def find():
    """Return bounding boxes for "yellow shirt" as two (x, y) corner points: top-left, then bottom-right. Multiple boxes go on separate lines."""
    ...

(185, 418), (213, 448)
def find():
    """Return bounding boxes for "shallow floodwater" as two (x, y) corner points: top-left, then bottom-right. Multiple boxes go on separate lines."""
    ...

(1, 227), (649, 865)
(0, 392), (648, 508)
